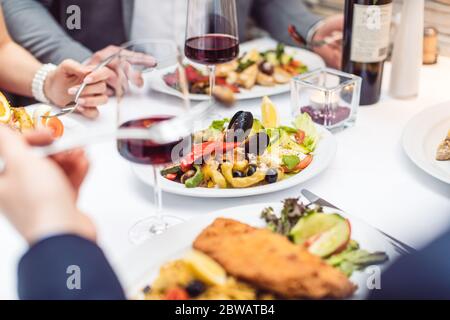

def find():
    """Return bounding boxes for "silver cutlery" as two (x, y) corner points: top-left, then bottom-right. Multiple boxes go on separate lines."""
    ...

(301, 189), (416, 256)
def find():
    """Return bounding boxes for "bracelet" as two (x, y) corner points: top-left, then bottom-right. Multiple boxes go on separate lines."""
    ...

(32, 64), (57, 104)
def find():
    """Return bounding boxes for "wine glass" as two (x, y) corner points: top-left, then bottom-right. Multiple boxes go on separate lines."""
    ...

(185, 0), (239, 96)
(114, 39), (199, 244)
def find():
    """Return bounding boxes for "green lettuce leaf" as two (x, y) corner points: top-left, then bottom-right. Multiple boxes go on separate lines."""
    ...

(294, 113), (320, 152)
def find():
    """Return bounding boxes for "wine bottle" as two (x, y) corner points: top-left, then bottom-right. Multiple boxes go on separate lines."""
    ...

(342, 0), (393, 106)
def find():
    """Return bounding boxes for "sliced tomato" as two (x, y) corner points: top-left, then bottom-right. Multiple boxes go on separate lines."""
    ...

(43, 117), (64, 139)
(294, 154), (313, 171)
(164, 287), (190, 300)
(295, 130), (305, 144)
(165, 173), (178, 181)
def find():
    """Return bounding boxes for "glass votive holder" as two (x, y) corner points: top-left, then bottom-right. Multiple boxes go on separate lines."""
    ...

(291, 68), (362, 132)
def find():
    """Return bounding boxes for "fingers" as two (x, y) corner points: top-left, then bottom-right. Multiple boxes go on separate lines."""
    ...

(78, 95), (108, 108)
(83, 67), (113, 85)
(51, 148), (90, 194)
(69, 81), (107, 96)
(77, 106), (100, 119)
(23, 130), (54, 147)
(0, 125), (27, 159)
(59, 59), (93, 78)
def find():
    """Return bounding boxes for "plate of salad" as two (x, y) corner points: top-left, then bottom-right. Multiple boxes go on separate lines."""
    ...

(149, 38), (325, 101)
(131, 97), (337, 198)
(116, 198), (395, 300)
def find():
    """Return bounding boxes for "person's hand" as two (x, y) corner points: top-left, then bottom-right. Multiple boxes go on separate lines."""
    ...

(86, 45), (157, 94)
(0, 126), (95, 245)
(44, 59), (111, 119)
(312, 15), (344, 69)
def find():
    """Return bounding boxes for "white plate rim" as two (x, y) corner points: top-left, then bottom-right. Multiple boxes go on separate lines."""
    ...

(131, 126), (337, 198)
(402, 102), (450, 184)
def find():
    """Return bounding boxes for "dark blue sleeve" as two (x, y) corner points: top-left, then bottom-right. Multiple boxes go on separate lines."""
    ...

(370, 231), (450, 299)
(18, 235), (126, 300)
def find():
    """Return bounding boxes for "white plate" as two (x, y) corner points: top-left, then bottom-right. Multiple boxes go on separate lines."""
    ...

(149, 38), (325, 101)
(115, 202), (399, 300)
(402, 102), (450, 184)
(131, 125), (336, 198)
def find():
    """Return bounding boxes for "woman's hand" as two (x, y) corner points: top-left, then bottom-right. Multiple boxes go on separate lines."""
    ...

(44, 59), (112, 119)
(0, 126), (96, 244)
(312, 15), (344, 69)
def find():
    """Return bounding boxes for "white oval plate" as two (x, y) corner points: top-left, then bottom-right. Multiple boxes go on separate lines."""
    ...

(115, 202), (399, 300)
(131, 126), (336, 198)
(402, 102), (450, 184)
(149, 38), (325, 101)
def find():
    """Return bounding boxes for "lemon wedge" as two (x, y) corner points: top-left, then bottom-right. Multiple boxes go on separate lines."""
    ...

(0, 92), (12, 124)
(261, 96), (279, 128)
(183, 250), (227, 286)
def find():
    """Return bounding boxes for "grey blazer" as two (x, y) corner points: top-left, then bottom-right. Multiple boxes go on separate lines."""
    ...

(2, 0), (321, 64)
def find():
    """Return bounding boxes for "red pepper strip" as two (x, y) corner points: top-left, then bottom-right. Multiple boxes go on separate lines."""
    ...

(294, 154), (313, 171)
(165, 173), (178, 181)
(180, 141), (240, 171)
(295, 130), (306, 145)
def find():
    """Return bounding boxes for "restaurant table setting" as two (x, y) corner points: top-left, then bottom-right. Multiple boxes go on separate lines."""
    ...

(0, 0), (450, 300)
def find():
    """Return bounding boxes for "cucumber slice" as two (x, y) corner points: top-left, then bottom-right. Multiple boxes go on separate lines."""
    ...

(290, 213), (351, 258)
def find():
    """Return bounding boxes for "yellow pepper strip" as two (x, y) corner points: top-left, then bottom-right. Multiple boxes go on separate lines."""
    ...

(13, 107), (34, 132)
(203, 164), (228, 189)
(221, 162), (266, 188)
(233, 159), (248, 172)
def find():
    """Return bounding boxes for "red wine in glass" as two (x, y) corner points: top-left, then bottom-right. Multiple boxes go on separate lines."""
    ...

(117, 116), (182, 165)
(185, 34), (239, 65)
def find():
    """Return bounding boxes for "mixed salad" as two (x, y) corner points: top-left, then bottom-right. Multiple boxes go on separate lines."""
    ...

(161, 97), (319, 189)
(261, 199), (389, 277)
(163, 43), (308, 96)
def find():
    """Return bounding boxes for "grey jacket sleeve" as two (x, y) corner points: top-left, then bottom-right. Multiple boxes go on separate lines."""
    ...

(251, 0), (322, 46)
(1, 0), (92, 64)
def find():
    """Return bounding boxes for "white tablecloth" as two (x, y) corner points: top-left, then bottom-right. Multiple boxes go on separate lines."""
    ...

(1, 58), (449, 299)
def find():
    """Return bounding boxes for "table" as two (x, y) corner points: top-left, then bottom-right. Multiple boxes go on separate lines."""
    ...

(1, 58), (449, 300)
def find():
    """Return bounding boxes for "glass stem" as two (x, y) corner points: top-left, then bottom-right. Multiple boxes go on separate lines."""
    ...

(208, 65), (216, 97)
(152, 165), (163, 221)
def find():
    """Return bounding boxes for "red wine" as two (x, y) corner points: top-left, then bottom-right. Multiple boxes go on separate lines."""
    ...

(185, 34), (239, 65)
(117, 116), (181, 165)
(342, 0), (393, 105)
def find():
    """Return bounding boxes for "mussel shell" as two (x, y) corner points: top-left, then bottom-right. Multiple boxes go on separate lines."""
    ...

(226, 111), (254, 143)
(244, 132), (270, 156)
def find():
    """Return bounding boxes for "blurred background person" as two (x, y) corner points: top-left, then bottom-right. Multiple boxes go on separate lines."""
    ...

(2, 0), (343, 87)
(0, 7), (110, 119)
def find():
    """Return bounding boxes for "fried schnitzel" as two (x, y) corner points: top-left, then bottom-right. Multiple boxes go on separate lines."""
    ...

(193, 218), (356, 299)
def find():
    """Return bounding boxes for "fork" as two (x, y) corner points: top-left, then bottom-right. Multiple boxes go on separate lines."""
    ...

(300, 189), (416, 256)
(43, 53), (119, 119)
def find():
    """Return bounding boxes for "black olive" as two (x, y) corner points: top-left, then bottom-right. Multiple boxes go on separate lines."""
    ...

(142, 285), (151, 294)
(233, 170), (245, 178)
(247, 164), (257, 177)
(259, 61), (274, 75)
(265, 168), (278, 184)
(186, 280), (206, 297)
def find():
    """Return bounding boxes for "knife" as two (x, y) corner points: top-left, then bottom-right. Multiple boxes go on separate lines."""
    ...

(301, 189), (416, 255)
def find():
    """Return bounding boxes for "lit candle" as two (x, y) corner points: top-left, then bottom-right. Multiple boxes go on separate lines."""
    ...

(310, 91), (339, 110)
